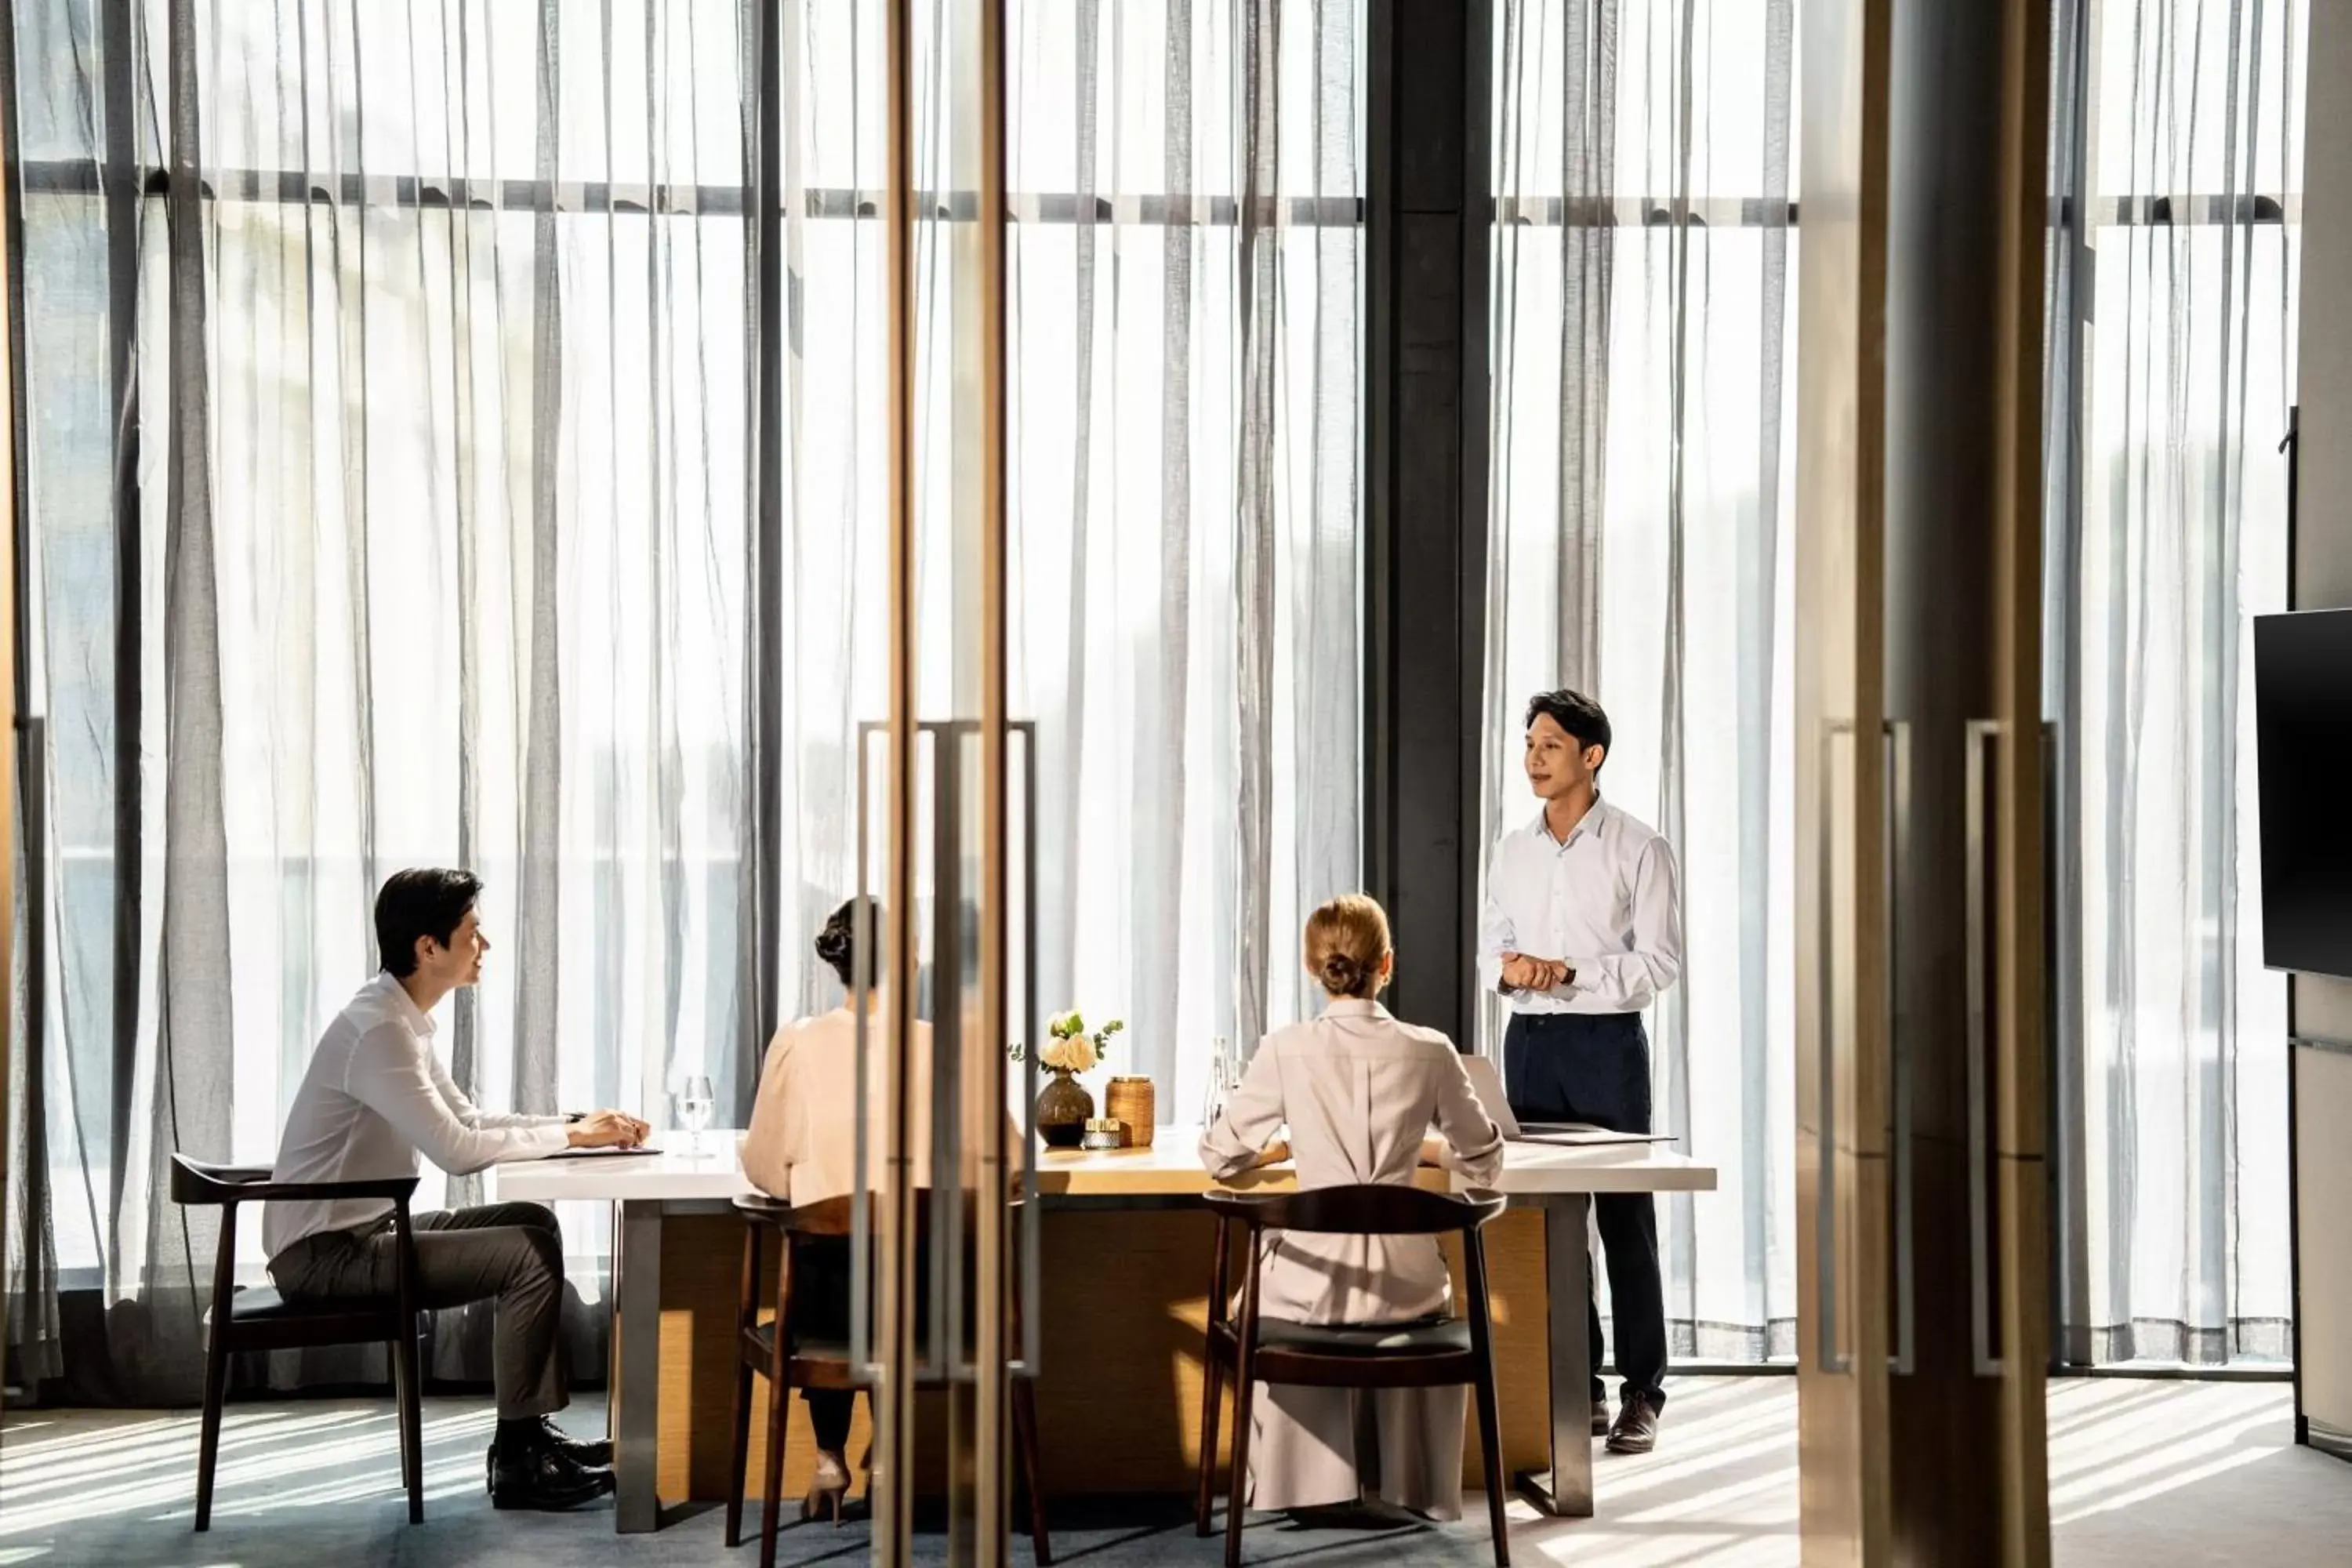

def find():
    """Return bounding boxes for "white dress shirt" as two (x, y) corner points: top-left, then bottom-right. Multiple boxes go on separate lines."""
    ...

(1478, 794), (1684, 1015)
(264, 972), (571, 1257)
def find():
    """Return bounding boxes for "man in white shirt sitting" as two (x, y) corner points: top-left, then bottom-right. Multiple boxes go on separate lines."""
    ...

(1479, 689), (1684, 1455)
(265, 869), (649, 1511)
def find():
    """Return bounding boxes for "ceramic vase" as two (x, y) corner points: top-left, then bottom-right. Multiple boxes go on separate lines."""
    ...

(1036, 1066), (1094, 1149)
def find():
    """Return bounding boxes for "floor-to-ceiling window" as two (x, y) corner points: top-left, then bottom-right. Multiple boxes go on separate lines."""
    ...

(1, 0), (1363, 1404)
(999, 0), (1364, 1129)
(1484, 0), (2308, 1374)
(1485, 0), (1800, 1363)
(9, 0), (763, 1401)
(2044, 0), (2305, 1368)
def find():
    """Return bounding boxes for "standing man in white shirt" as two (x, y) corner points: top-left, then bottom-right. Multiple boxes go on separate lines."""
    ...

(1479, 689), (1683, 1455)
(265, 868), (650, 1511)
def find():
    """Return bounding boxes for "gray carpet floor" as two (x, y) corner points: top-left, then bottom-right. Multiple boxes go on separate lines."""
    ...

(2, 1377), (2346, 1567)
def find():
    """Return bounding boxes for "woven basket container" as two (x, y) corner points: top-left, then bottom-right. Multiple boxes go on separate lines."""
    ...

(1105, 1076), (1156, 1148)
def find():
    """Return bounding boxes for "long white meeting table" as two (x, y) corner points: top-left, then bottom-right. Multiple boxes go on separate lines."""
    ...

(495, 1131), (1716, 1534)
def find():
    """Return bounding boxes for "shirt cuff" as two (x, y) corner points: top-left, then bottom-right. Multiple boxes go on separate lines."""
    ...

(518, 1124), (572, 1159)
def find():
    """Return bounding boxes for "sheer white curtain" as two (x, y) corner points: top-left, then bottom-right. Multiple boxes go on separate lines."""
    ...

(191, 0), (758, 1228)
(1486, 0), (1799, 1360)
(770, 0), (1362, 1121)
(5, 0), (757, 1399)
(91, 0), (752, 1397)
(781, 0), (1364, 1123)
(1486, 0), (2307, 1373)
(5, 0), (1362, 1400)
(2047, 0), (2304, 1365)
(1005, 0), (1362, 1123)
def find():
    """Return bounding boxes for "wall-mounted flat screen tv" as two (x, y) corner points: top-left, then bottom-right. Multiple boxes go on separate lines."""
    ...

(2255, 608), (2352, 978)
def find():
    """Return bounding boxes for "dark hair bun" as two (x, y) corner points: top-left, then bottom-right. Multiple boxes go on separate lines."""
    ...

(814, 897), (866, 986)
(1319, 953), (1363, 993)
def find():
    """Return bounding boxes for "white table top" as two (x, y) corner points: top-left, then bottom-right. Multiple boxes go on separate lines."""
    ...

(495, 1135), (753, 1202)
(492, 1129), (1717, 1204)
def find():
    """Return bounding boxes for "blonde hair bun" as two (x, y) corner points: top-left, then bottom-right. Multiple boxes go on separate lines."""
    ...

(1304, 894), (1392, 1000)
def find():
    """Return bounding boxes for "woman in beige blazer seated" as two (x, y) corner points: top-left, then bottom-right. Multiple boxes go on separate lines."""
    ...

(742, 898), (1016, 1520)
(742, 898), (928, 1522)
(1199, 893), (1507, 1523)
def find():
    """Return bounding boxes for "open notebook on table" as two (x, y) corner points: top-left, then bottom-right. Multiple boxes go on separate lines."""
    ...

(1458, 1054), (1678, 1148)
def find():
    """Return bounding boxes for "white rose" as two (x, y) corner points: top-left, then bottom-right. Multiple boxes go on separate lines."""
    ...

(1065, 1035), (1099, 1073)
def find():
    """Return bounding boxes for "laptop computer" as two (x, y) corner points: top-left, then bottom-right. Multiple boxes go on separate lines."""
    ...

(1458, 1052), (1677, 1147)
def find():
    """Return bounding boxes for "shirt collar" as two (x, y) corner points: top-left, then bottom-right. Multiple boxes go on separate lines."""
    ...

(1320, 997), (1389, 1021)
(372, 971), (437, 1037)
(1533, 793), (1610, 848)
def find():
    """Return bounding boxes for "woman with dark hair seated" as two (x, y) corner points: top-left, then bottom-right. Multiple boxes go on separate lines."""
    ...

(742, 898), (931, 1521)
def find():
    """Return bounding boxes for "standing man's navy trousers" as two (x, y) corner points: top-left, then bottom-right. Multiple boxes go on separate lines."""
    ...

(1502, 1010), (1668, 1407)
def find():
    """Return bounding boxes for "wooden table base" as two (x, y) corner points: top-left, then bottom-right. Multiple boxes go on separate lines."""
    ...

(629, 1204), (1557, 1505)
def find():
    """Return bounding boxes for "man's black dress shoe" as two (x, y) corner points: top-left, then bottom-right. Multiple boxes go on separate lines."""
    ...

(489, 1439), (616, 1512)
(528, 1416), (613, 1469)
(486, 1416), (614, 1481)
(1606, 1391), (1661, 1455)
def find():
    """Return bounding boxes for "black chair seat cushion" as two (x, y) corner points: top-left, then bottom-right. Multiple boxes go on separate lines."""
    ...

(1254, 1315), (1471, 1356)
(227, 1286), (296, 1320)
(222, 1286), (397, 1324)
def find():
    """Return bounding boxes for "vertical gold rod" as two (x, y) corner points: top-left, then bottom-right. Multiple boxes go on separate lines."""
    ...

(1794, 0), (1893, 1559)
(1990, 0), (2051, 1559)
(881, 0), (918, 1558)
(0, 41), (18, 1430)
(975, 0), (1010, 1559)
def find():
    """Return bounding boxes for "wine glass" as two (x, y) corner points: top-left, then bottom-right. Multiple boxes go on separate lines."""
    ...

(677, 1073), (715, 1156)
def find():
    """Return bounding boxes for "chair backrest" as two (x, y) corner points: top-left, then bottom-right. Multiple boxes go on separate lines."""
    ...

(168, 1152), (422, 1210)
(169, 1156), (277, 1207)
(1201, 1182), (1506, 1236)
(735, 1189), (1027, 1359)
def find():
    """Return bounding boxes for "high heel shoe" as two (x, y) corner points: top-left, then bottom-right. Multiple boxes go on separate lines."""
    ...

(803, 1450), (851, 1525)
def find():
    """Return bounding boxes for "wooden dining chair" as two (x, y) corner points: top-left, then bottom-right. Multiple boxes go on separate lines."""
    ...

(1194, 1183), (1512, 1568)
(724, 1190), (1051, 1568)
(168, 1153), (427, 1531)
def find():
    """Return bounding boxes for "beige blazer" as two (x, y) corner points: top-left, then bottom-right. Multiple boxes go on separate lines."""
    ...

(742, 1005), (1022, 1207)
(1195, 996), (1507, 1518)
(742, 1007), (933, 1207)
(1198, 997), (1506, 1324)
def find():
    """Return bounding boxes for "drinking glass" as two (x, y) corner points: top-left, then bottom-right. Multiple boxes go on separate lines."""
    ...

(1200, 1040), (1232, 1129)
(677, 1073), (715, 1156)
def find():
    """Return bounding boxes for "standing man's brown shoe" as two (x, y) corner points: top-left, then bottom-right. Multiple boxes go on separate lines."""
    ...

(1591, 1394), (1611, 1436)
(1606, 1392), (1661, 1454)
